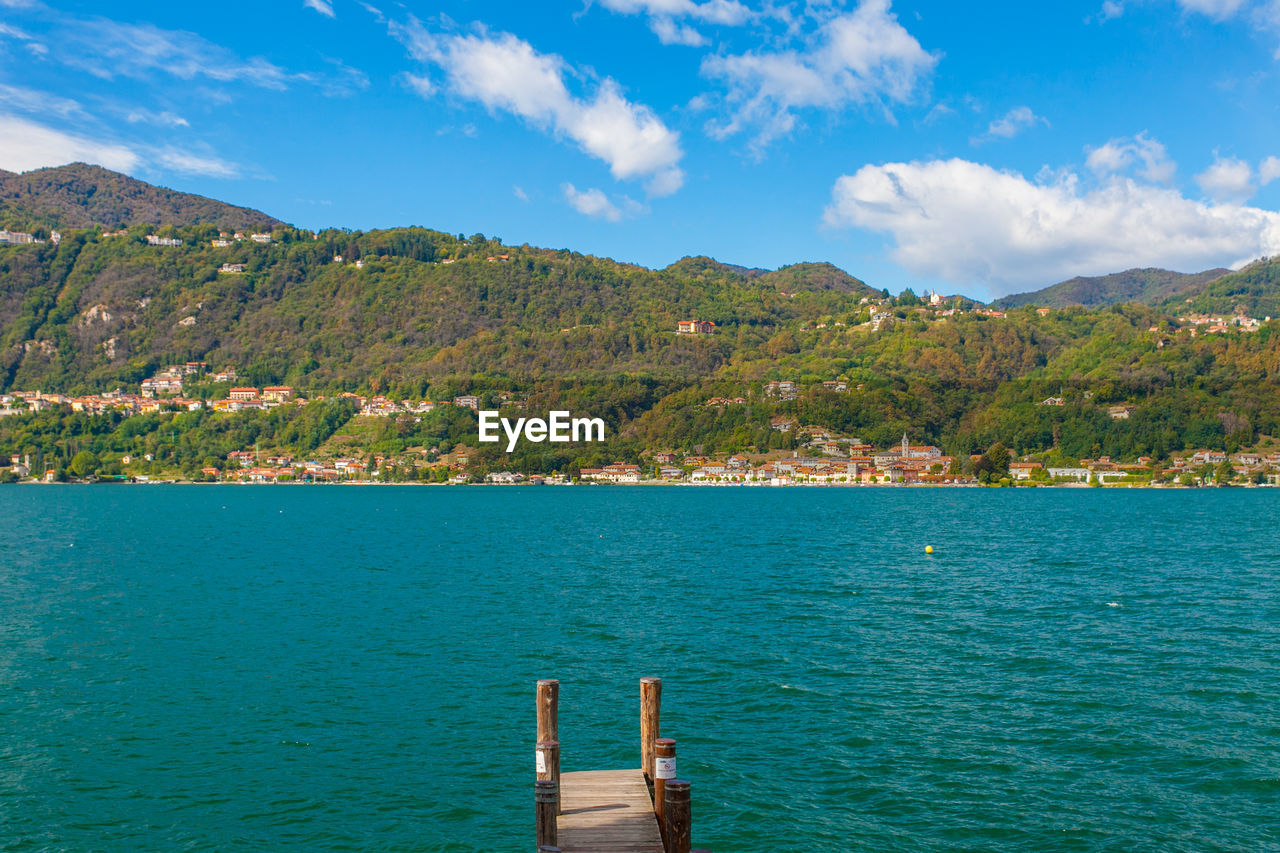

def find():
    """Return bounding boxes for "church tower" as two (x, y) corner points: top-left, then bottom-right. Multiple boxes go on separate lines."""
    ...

(901, 431), (909, 458)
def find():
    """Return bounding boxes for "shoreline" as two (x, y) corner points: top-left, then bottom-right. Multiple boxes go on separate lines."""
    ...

(9, 479), (1270, 489)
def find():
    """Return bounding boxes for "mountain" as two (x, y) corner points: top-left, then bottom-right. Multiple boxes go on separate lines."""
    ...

(993, 267), (1230, 309)
(1164, 257), (1280, 318)
(661, 255), (764, 281)
(659, 257), (878, 296)
(4, 165), (1280, 477)
(756, 261), (878, 296)
(0, 163), (281, 232)
(0, 223), (877, 394)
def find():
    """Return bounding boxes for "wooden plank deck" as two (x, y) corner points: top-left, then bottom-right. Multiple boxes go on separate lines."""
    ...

(557, 768), (664, 852)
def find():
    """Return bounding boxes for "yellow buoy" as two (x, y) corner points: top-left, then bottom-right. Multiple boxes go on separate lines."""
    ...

(925, 545), (934, 554)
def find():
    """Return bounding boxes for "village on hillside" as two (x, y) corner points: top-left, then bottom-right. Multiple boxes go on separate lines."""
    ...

(2, 361), (1277, 486)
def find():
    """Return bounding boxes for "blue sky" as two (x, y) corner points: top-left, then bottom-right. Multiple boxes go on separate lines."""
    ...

(2, 0), (1280, 299)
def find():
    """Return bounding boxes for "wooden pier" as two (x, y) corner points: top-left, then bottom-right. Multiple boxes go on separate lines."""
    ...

(558, 769), (664, 851)
(534, 677), (708, 853)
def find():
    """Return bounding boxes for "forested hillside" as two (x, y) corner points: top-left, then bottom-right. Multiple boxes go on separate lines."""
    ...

(0, 223), (889, 394)
(993, 267), (1230, 309)
(0, 163), (280, 232)
(3, 165), (1280, 479)
(1166, 257), (1280, 318)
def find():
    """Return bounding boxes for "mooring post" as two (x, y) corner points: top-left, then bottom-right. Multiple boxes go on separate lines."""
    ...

(535, 779), (559, 848)
(640, 676), (662, 780)
(537, 679), (559, 744)
(654, 737), (676, 833)
(536, 740), (561, 813)
(663, 779), (691, 853)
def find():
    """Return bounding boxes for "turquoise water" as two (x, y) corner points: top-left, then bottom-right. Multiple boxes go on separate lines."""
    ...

(2, 486), (1278, 852)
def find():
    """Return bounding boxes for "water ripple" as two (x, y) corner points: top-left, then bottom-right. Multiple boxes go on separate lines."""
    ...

(0, 487), (1277, 851)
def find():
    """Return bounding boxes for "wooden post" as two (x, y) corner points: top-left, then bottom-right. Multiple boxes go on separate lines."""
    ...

(663, 779), (691, 853)
(654, 737), (676, 832)
(535, 779), (558, 848)
(536, 679), (559, 744)
(640, 677), (661, 780)
(536, 740), (561, 813)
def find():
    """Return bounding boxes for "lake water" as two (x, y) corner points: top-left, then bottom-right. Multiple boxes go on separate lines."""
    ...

(2, 485), (1278, 851)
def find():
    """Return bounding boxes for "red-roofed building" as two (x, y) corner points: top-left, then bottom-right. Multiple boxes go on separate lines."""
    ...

(677, 319), (716, 335)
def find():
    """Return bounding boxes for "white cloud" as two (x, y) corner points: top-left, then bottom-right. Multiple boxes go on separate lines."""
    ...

(597, 0), (752, 25)
(40, 17), (364, 95)
(563, 183), (624, 221)
(920, 102), (954, 125)
(0, 110), (237, 179)
(1103, 0), (1251, 19)
(979, 106), (1047, 141)
(700, 0), (936, 148)
(0, 19), (46, 56)
(125, 108), (189, 127)
(0, 85), (192, 141)
(0, 83), (83, 118)
(0, 22), (33, 39)
(824, 157), (1280, 295)
(1085, 132), (1176, 184)
(0, 112), (139, 173)
(597, 0), (751, 45)
(562, 183), (645, 221)
(650, 17), (708, 46)
(401, 72), (435, 98)
(1098, 0), (1126, 20)
(1177, 0), (1249, 19)
(392, 21), (684, 195)
(155, 148), (239, 177)
(1196, 155), (1254, 202)
(513, 185), (529, 201)
(58, 19), (295, 88)
(313, 59), (370, 96)
(1260, 155), (1280, 185)
(304, 0), (336, 17)
(697, 0), (753, 25)
(1102, 1), (1280, 53)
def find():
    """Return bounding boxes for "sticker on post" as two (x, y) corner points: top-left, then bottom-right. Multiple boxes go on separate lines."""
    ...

(536, 750), (547, 774)
(655, 755), (676, 779)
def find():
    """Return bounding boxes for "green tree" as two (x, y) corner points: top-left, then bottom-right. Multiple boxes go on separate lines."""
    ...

(973, 442), (1010, 483)
(986, 442), (1010, 473)
(68, 449), (100, 479)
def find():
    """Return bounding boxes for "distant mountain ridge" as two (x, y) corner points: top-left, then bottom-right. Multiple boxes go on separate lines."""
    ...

(1166, 257), (1280, 318)
(661, 256), (877, 297)
(756, 261), (877, 296)
(5, 161), (1280, 332)
(8, 163), (1280, 479)
(994, 267), (1231, 310)
(0, 163), (281, 232)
